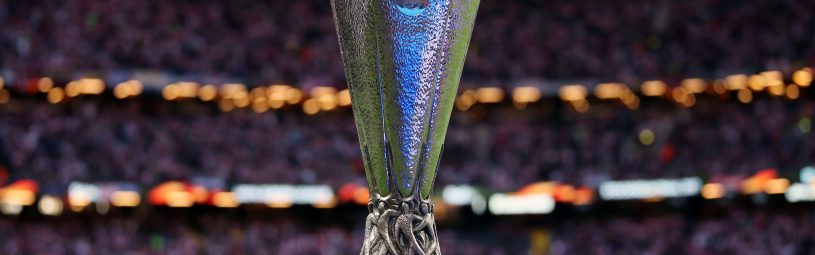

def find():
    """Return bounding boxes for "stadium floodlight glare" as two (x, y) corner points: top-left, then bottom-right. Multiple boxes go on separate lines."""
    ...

(488, 193), (555, 215)
(331, 0), (480, 253)
(793, 68), (813, 87)
(512, 86), (541, 104)
(111, 191), (141, 207)
(475, 87), (504, 103)
(558, 84), (588, 101)
(725, 74), (748, 90)
(594, 83), (627, 99)
(598, 177), (703, 200)
(640, 80), (667, 97)
(680, 78), (706, 93)
(701, 183), (725, 199)
(786, 84), (800, 100)
(38, 195), (64, 216)
(37, 77), (54, 93)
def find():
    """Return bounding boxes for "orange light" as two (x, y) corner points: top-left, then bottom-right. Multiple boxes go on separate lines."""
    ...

(212, 192), (239, 208)
(220, 83), (247, 98)
(268, 99), (285, 109)
(559, 84), (588, 101)
(725, 74), (748, 90)
(250, 87), (267, 100)
(73, 78), (105, 95)
(786, 85), (800, 100)
(672, 87), (689, 102)
(65, 81), (80, 97)
(1, 189), (36, 206)
(162, 84), (177, 100)
(251, 88), (269, 112)
(793, 68), (812, 87)
(310, 86), (337, 99)
(47, 87), (65, 104)
(68, 191), (92, 208)
(218, 98), (235, 112)
(111, 191), (141, 207)
(767, 83), (785, 96)
(317, 93), (337, 111)
(303, 98), (320, 115)
(266, 85), (290, 107)
(765, 178), (790, 195)
(594, 83), (626, 99)
(252, 100), (269, 113)
(680, 78), (706, 93)
(741, 178), (762, 194)
(760, 70), (784, 88)
(573, 188), (594, 205)
(571, 99), (589, 113)
(232, 91), (250, 108)
(680, 93), (696, 107)
(168, 81), (200, 98)
(114, 80), (143, 99)
(113, 83), (128, 99)
(748, 75), (766, 91)
(701, 183), (724, 199)
(517, 182), (556, 195)
(712, 79), (727, 94)
(198, 85), (217, 101)
(166, 191), (194, 208)
(621, 90), (640, 109)
(352, 188), (370, 205)
(286, 88), (303, 104)
(512, 86), (541, 103)
(0, 180), (38, 206)
(476, 87), (504, 103)
(266, 194), (293, 208)
(641, 80), (667, 96)
(337, 89), (352, 106)
(191, 186), (209, 203)
(128, 80), (143, 96)
(455, 89), (477, 111)
(0, 89), (7, 104)
(312, 198), (338, 209)
(553, 185), (576, 203)
(737, 89), (752, 103)
(37, 77), (54, 93)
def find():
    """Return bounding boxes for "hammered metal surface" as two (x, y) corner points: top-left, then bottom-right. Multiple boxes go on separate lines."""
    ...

(331, 0), (479, 200)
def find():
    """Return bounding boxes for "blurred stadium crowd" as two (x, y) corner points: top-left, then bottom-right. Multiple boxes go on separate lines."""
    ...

(1, 208), (814, 254)
(1, 0), (814, 85)
(2, 0), (815, 254)
(1, 96), (812, 192)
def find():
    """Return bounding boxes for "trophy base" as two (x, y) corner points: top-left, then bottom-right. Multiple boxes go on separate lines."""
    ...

(360, 197), (440, 255)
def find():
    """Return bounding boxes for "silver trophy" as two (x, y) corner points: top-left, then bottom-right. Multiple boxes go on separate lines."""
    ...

(330, 0), (479, 254)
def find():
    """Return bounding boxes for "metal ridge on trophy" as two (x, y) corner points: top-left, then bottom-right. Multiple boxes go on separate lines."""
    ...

(330, 0), (479, 254)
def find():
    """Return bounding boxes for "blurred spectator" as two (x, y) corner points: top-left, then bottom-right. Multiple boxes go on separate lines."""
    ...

(0, 95), (813, 192)
(1, 0), (813, 86)
(1, 207), (814, 254)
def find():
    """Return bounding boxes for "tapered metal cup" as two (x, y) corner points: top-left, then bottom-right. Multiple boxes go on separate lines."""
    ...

(330, 0), (479, 254)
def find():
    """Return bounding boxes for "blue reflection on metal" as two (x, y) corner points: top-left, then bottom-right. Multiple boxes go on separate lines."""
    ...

(397, 5), (426, 16)
(384, 0), (448, 193)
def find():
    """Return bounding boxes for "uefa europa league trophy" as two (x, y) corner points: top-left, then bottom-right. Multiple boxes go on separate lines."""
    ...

(330, 0), (479, 254)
